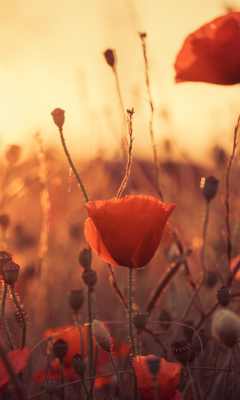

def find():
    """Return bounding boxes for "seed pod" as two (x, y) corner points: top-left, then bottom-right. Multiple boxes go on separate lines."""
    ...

(72, 354), (86, 376)
(78, 248), (91, 269)
(133, 309), (148, 330)
(0, 251), (13, 275)
(82, 269), (97, 287)
(192, 329), (208, 353)
(44, 380), (58, 395)
(51, 108), (65, 130)
(159, 309), (172, 331)
(146, 356), (160, 375)
(0, 213), (10, 229)
(68, 289), (84, 311)
(212, 309), (240, 347)
(92, 319), (111, 352)
(5, 145), (21, 165)
(53, 338), (69, 360)
(103, 49), (115, 68)
(3, 261), (20, 286)
(171, 339), (192, 365)
(201, 176), (219, 201)
(217, 286), (231, 307)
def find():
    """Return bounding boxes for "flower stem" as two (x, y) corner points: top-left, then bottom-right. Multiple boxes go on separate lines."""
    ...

(152, 374), (159, 400)
(60, 359), (65, 400)
(74, 312), (84, 357)
(81, 376), (91, 400)
(128, 268), (137, 400)
(109, 351), (124, 400)
(201, 201), (210, 274)
(183, 363), (197, 400)
(1, 282), (14, 351)
(10, 286), (26, 349)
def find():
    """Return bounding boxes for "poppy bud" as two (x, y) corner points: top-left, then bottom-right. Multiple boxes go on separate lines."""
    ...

(44, 379), (58, 395)
(5, 144), (21, 165)
(133, 309), (148, 330)
(0, 213), (10, 229)
(72, 354), (86, 376)
(92, 319), (111, 352)
(82, 269), (97, 287)
(3, 261), (20, 286)
(192, 329), (208, 353)
(217, 286), (231, 307)
(159, 309), (172, 331)
(171, 339), (192, 365)
(0, 251), (13, 276)
(78, 248), (91, 269)
(201, 176), (219, 201)
(212, 309), (240, 347)
(53, 338), (69, 360)
(68, 289), (84, 311)
(51, 108), (65, 130)
(204, 271), (218, 288)
(146, 356), (160, 375)
(103, 49), (115, 68)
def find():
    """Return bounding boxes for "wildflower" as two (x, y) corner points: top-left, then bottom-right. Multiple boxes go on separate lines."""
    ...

(175, 12), (240, 85)
(133, 355), (191, 400)
(0, 347), (30, 391)
(84, 195), (175, 269)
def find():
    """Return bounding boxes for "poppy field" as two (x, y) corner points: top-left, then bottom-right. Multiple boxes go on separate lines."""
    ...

(1, 9), (240, 400)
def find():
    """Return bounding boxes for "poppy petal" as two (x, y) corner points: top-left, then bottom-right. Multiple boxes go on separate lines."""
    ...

(0, 347), (30, 391)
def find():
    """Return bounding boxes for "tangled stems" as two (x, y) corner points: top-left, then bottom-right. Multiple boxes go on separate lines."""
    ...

(1, 282), (14, 351)
(10, 286), (26, 349)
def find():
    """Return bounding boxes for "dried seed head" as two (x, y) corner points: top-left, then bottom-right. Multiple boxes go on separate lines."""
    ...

(170, 339), (192, 365)
(5, 145), (21, 165)
(159, 309), (172, 331)
(51, 108), (65, 130)
(68, 289), (84, 311)
(78, 248), (91, 269)
(72, 354), (86, 376)
(212, 309), (240, 347)
(103, 49), (116, 68)
(43, 380), (58, 395)
(82, 269), (97, 287)
(0, 213), (10, 229)
(3, 261), (20, 286)
(0, 251), (13, 275)
(201, 176), (219, 201)
(53, 338), (69, 360)
(133, 309), (148, 330)
(192, 329), (208, 353)
(146, 356), (161, 375)
(92, 319), (111, 352)
(217, 286), (231, 307)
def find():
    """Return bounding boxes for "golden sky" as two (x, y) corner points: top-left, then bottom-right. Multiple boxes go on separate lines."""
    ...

(0, 0), (239, 164)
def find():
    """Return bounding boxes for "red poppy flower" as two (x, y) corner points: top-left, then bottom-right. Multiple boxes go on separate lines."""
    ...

(84, 195), (175, 269)
(33, 325), (130, 389)
(0, 347), (30, 391)
(175, 12), (240, 85)
(133, 355), (191, 400)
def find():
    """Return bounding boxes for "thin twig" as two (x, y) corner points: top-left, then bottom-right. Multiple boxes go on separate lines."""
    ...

(108, 263), (128, 310)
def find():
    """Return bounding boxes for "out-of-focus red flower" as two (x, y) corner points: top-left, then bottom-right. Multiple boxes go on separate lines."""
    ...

(133, 355), (191, 400)
(33, 325), (130, 389)
(0, 347), (30, 391)
(84, 195), (175, 269)
(175, 12), (240, 85)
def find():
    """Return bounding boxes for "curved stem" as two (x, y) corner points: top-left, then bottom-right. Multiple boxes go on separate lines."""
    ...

(10, 286), (26, 349)
(109, 351), (124, 400)
(1, 283), (14, 351)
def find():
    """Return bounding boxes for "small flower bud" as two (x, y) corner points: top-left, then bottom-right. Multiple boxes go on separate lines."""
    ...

(201, 176), (219, 201)
(103, 49), (116, 68)
(5, 145), (21, 165)
(212, 309), (240, 347)
(133, 309), (148, 330)
(217, 286), (231, 307)
(68, 289), (84, 311)
(159, 309), (172, 331)
(170, 339), (192, 365)
(92, 319), (111, 352)
(0, 213), (10, 229)
(72, 354), (86, 376)
(3, 261), (20, 286)
(51, 108), (65, 130)
(78, 248), (91, 269)
(204, 271), (218, 288)
(82, 269), (97, 287)
(43, 379), (58, 395)
(53, 338), (69, 360)
(192, 329), (208, 353)
(146, 356), (160, 375)
(0, 251), (13, 275)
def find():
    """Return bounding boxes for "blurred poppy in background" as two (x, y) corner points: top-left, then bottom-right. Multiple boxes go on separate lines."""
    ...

(133, 355), (191, 400)
(84, 195), (175, 269)
(0, 347), (30, 391)
(175, 12), (240, 85)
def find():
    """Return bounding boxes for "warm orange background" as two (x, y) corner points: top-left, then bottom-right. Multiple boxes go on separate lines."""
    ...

(0, 0), (239, 163)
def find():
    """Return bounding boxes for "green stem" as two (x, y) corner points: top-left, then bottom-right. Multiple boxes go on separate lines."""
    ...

(152, 374), (159, 400)
(1, 282), (14, 351)
(90, 344), (99, 394)
(136, 330), (140, 356)
(109, 351), (124, 400)
(74, 312), (84, 357)
(201, 201), (210, 274)
(86, 250), (93, 384)
(10, 286), (26, 349)
(184, 363), (196, 400)
(81, 376), (91, 400)
(60, 360), (65, 400)
(129, 268), (137, 400)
